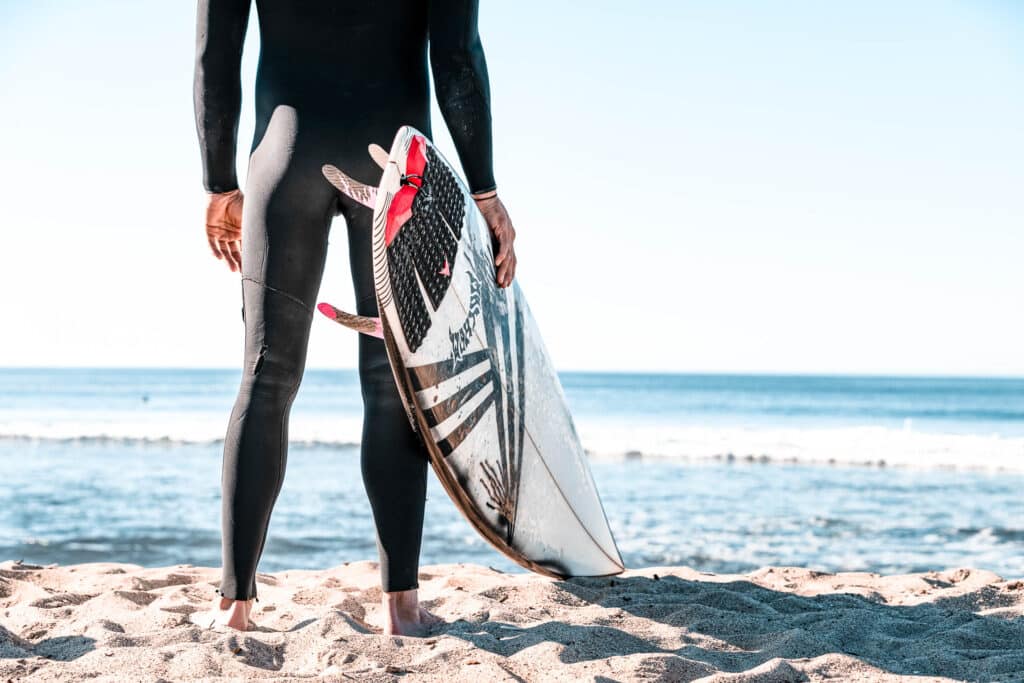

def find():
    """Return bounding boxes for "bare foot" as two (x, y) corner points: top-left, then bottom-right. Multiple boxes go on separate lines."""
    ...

(211, 595), (255, 631)
(381, 588), (444, 637)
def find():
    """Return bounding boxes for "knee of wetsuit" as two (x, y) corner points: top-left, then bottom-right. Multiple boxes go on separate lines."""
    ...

(237, 281), (314, 401)
(240, 337), (307, 402)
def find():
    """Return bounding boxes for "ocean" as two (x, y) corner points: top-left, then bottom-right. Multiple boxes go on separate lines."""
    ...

(2, 368), (1022, 578)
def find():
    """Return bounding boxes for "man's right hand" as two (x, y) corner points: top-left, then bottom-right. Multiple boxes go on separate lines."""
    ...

(206, 189), (244, 272)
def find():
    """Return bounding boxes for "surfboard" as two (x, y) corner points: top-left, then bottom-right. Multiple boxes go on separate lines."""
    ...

(320, 126), (624, 578)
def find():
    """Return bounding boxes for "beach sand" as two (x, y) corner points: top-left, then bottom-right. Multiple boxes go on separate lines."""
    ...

(1, 559), (1022, 682)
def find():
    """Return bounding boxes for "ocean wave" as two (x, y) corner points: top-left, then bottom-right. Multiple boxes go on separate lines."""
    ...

(575, 423), (1024, 472)
(2, 418), (1022, 471)
(0, 433), (361, 449)
(0, 414), (366, 449)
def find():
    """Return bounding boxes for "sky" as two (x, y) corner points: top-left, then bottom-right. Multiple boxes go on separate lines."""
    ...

(0, 0), (1021, 375)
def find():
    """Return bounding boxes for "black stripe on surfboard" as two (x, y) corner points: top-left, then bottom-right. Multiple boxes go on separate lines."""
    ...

(420, 370), (494, 429)
(487, 277), (519, 537)
(436, 391), (496, 457)
(407, 348), (492, 393)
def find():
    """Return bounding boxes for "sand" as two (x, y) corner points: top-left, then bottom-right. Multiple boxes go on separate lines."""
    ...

(1, 559), (1022, 682)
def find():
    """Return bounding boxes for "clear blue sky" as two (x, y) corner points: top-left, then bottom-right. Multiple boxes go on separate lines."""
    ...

(0, 1), (1021, 374)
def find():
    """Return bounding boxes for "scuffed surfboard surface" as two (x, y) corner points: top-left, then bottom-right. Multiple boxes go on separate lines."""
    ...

(372, 126), (624, 578)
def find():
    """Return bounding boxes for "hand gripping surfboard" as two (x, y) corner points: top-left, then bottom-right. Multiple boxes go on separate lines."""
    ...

(320, 127), (624, 578)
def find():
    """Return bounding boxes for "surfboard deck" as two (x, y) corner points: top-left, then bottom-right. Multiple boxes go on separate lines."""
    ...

(323, 126), (624, 578)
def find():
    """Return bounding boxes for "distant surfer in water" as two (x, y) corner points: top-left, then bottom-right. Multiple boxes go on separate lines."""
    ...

(194, 0), (517, 636)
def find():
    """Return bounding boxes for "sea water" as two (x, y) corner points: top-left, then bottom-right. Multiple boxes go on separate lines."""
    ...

(1, 369), (1022, 577)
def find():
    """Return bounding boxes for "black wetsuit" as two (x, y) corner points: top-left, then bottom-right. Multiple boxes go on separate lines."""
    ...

(194, 0), (496, 599)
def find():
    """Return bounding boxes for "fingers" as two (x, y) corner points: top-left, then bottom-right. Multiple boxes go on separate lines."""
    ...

(208, 234), (224, 262)
(492, 226), (516, 288)
(496, 224), (517, 288)
(496, 253), (516, 288)
(496, 254), (511, 288)
(223, 239), (242, 272)
(208, 234), (242, 272)
(494, 227), (511, 267)
(495, 257), (506, 281)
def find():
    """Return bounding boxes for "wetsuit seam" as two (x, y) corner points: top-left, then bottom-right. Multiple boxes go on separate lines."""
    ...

(241, 276), (314, 314)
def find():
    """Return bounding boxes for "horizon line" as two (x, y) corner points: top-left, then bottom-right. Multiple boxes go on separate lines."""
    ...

(2, 366), (1023, 381)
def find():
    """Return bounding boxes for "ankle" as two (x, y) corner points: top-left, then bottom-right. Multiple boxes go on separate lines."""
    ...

(218, 596), (253, 608)
(382, 588), (419, 618)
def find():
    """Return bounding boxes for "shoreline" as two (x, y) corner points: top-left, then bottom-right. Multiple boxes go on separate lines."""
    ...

(2, 559), (1022, 682)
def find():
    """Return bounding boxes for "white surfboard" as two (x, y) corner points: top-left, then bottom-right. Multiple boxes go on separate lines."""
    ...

(322, 126), (624, 578)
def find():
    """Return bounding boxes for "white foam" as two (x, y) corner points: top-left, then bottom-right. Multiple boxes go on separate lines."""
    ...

(575, 420), (1024, 471)
(0, 411), (365, 448)
(2, 411), (1022, 471)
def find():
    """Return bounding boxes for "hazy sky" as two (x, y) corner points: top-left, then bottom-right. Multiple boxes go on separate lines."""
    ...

(0, 1), (1021, 374)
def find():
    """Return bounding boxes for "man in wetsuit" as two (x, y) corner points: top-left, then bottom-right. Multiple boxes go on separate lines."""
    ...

(194, 0), (518, 636)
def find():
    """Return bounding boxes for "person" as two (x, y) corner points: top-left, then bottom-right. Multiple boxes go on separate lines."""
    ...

(194, 0), (518, 636)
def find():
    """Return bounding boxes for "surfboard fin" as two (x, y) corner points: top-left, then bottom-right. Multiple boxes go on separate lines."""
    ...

(321, 164), (377, 209)
(317, 302), (383, 339)
(368, 143), (389, 170)
(322, 143), (390, 211)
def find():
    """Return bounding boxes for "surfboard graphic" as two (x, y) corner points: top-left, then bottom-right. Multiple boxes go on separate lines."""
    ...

(321, 127), (624, 578)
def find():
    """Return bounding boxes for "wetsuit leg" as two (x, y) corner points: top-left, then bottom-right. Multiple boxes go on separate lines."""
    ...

(219, 104), (428, 599)
(218, 107), (337, 601)
(340, 194), (429, 594)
